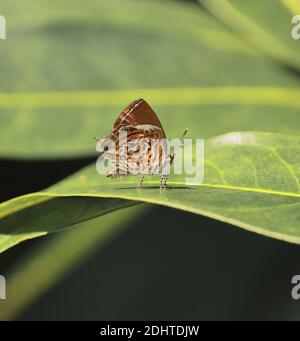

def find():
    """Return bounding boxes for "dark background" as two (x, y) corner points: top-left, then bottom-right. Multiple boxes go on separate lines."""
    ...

(1, 159), (300, 321)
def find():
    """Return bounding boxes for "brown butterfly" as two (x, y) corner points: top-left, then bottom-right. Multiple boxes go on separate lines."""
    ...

(95, 99), (186, 189)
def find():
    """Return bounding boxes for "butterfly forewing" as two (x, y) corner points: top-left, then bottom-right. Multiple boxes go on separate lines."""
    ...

(111, 99), (166, 139)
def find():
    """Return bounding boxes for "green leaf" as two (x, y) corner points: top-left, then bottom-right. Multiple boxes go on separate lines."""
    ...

(1, 0), (300, 158)
(1, 87), (300, 158)
(1, 131), (300, 253)
(199, 0), (300, 71)
(0, 196), (137, 253)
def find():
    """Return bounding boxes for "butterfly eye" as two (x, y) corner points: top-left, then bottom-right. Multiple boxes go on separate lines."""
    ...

(104, 145), (109, 152)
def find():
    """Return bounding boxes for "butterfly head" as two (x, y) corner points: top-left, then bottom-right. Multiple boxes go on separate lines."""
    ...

(96, 136), (113, 156)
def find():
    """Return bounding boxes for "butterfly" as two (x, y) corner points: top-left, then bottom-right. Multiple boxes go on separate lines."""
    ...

(95, 99), (187, 189)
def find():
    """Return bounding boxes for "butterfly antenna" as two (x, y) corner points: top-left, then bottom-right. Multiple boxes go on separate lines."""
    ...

(169, 128), (188, 165)
(93, 136), (99, 142)
(179, 128), (188, 148)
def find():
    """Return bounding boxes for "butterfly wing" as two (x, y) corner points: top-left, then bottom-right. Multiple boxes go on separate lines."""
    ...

(111, 99), (166, 139)
(102, 99), (167, 176)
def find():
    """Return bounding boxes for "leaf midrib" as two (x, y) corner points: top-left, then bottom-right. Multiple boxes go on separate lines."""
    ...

(1, 87), (300, 108)
(1, 182), (300, 220)
(62, 183), (300, 200)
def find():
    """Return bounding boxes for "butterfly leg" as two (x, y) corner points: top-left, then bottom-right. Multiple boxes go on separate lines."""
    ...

(163, 174), (168, 188)
(137, 174), (145, 189)
(160, 173), (167, 190)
